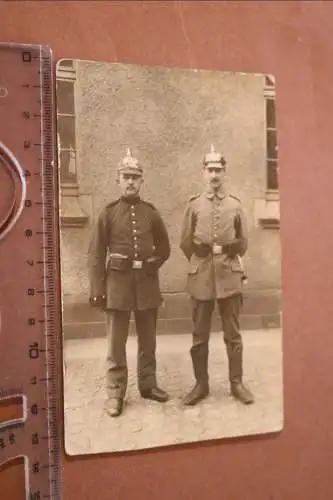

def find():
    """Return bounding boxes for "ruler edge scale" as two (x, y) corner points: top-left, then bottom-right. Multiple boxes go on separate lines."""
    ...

(41, 42), (63, 500)
(0, 42), (63, 499)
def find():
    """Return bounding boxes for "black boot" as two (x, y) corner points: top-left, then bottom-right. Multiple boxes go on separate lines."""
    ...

(105, 397), (124, 417)
(140, 386), (169, 402)
(228, 343), (254, 405)
(183, 382), (209, 406)
(231, 382), (254, 405)
(183, 343), (209, 406)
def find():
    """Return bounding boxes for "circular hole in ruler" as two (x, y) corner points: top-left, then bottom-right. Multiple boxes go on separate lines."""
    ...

(0, 142), (26, 242)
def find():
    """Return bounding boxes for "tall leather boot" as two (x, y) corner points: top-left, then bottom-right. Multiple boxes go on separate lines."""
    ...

(227, 343), (254, 405)
(183, 343), (209, 406)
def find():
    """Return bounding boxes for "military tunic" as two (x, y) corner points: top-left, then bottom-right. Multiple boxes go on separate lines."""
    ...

(88, 196), (171, 311)
(180, 189), (249, 388)
(88, 195), (170, 399)
(180, 190), (248, 300)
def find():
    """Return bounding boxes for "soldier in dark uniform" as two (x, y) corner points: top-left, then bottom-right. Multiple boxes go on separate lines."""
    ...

(180, 145), (254, 406)
(88, 148), (171, 417)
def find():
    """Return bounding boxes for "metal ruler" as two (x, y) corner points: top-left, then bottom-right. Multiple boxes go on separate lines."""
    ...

(0, 43), (61, 499)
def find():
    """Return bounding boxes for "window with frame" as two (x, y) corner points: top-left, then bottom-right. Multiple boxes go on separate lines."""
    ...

(265, 76), (278, 192)
(56, 60), (78, 186)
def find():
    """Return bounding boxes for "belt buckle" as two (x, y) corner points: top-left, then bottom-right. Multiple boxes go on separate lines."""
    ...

(212, 244), (222, 255)
(132, 260), (143, 269)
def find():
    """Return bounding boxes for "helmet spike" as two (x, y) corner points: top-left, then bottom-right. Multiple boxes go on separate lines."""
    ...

(203, 144), (226, 166)
(117, 147), (143, 176)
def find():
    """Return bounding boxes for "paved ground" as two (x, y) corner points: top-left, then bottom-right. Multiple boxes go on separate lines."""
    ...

(63, 329), (283, 456)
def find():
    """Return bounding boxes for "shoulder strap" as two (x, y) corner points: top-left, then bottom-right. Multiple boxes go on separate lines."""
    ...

(229, 193), (241, 203)
(106, 198), (120, 209)
(189, 193), (200, 202)
(141, 199), (157, 210)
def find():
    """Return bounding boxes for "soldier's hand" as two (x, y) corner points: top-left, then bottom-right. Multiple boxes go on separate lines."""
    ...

(89, 294), (106, 310)
(145, 256), (160, 274)
(223, 239), (243, 258)
(193, 242), (211, 258)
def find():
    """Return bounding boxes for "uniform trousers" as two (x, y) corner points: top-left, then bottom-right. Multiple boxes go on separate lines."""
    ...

(105, 308), (158, 399)
(190, 293), (243, 385)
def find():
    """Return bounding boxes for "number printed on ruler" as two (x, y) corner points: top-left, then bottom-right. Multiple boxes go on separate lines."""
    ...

(0, 43), (61, 500)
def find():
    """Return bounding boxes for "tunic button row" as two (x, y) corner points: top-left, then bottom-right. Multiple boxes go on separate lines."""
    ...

(130, 206), (139, 258)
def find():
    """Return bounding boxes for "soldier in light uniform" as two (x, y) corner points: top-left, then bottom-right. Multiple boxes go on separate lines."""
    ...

(88, 148), (171, 417)
(180, 145), (254, 406)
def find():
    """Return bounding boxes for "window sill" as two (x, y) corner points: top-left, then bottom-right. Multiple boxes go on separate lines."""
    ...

(254, 191), (280, 229)
(60, 184), (89, 228)
(60, 182), (80, 196)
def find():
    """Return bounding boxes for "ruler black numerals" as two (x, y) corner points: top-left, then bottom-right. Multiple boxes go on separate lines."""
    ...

(0, 43), (61, 500)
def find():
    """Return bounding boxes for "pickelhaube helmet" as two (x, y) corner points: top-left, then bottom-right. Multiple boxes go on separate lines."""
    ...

(203, 144), (226, 167)
(117, 148), (143, 176)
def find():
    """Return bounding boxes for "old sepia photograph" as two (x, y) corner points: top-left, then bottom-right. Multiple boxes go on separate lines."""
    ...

(56, 59), (283, 456)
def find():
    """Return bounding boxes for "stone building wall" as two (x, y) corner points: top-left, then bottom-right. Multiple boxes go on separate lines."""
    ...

(58, 61), (282, 338)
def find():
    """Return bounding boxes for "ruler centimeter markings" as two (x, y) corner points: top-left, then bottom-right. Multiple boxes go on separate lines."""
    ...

(0, 43), (62, 499)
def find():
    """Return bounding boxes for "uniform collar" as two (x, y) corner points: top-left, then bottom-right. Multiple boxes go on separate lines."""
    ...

(120, 195), (141, 204)
(204, 189), (226, 200)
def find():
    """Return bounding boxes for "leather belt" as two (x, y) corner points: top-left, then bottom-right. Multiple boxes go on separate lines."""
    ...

(132, 260), (143, 269)
(108, 253), (147, 271)
(212, 244), (223, 255)
(193, 243), (223, 258)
